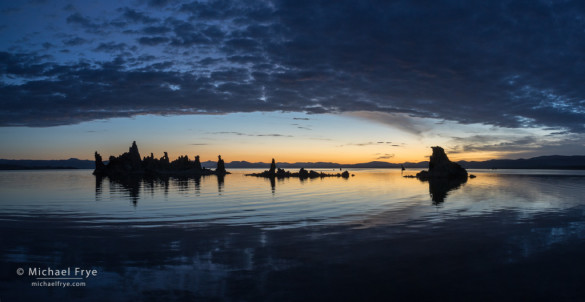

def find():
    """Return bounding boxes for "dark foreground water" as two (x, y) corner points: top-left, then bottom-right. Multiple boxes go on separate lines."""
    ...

(2, 169), (585, 301)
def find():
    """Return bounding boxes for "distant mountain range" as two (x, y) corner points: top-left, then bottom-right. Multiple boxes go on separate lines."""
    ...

(0, 158), (95, 170)
(2, 155), (585, 170)
(458, 155), (585, 170)
(213, 160), (408, 169)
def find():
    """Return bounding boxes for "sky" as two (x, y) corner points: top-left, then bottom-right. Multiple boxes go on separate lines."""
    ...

(1, 0), (584, 163)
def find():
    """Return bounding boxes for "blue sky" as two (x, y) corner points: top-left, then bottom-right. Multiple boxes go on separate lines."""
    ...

(1, 0), (584, 162)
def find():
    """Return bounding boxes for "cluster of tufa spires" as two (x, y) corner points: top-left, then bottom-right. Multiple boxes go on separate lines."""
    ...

(93, 141), (228, 176)
(247, 158), (351, 179)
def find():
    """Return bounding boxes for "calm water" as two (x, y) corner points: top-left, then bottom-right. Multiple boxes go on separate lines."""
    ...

(2, 169), (585, 301)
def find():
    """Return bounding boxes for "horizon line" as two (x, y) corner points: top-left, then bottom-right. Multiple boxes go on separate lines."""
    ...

(2, 154), (585, 165)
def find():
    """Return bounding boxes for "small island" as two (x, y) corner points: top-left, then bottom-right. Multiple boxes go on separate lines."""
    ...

(414, 146), (469, 180)
(93, 141), (229, 177)
(404, 146), (474, 204)
(247, 159), (351, 179)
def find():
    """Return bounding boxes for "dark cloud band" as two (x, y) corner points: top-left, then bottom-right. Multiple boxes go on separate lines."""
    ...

(1, 0), (584, 132)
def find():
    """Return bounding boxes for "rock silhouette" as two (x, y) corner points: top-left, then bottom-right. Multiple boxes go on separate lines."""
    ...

(216, 155), (227, 175)
(93, 141), (229, 176)
(194, 155), (202, 171)
(404, 146), (468, 204)
(269, 158), (276, 174)
(415, 146), (468, 180)
(94, 151), (106, 171)
(247, 159), (351, 179)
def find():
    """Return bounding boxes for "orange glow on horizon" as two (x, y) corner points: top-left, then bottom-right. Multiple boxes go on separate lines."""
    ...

(2, 112), (567, 164)
(84, 144), (507, 165)
(15, 144), (522, 164)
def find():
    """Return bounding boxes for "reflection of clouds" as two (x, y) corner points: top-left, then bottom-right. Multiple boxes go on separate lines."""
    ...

(93, 228), (300, 300)
(4, 169), (585, 300)
(1, 215), (285, 300)
(9, 203), (585, 301)
(506, 213), (585, 263)
(452, 173), (585, 212)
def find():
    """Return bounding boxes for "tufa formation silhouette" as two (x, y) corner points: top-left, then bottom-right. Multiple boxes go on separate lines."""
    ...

(415, 146), (468, 180)
(247, 159), (351, 179)
(216, 155), (227, 175)
(404, 146), (469, 204)
(93, 141), (229, 176)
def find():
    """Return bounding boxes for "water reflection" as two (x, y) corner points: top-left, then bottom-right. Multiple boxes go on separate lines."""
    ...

(427, 177), (467, 205)
(404, 175), (468, 204)
(95, 174), (103, 200)
(96, 174), (222, 204)
(4, 204), (585, 301)
(194, 175), (201, 195)
(99, 174), (142, 205)
(270, 176), (276, 194)
(2, 170), (585, 301)
(217, 174), (224, 194)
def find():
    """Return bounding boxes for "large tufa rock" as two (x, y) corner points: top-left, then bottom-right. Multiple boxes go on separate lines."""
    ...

(94, 151), (106, 174)
(416, 146), (468, 180)
(216, 155), (227, 175)
(194, 155), (202, 171)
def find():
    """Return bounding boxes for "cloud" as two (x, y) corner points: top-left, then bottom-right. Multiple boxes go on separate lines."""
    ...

(210, 132), (246, 136)
(1, 7), (21, 14)
(1, 0), (585, 134)
(141, 25), (172, 35)
(376, 153), (395, 160)
(344, 111), (437, 136)
(448, 135), (540, 153)
(137, 36), (169, 46)
(341, 141), (395, 147)
(119, 7), (158, 24)
(145, 0), (176, 7)
(66, 12), (98, 30)
(62, 37), (89, 46)
(94, 42), (128, 52)
(62, 4), (75, 11)
(446, 133), (585, 158)
(207, 131), (292, 137)
(256, 134), (293, 137)
(346, 142), (376, 147)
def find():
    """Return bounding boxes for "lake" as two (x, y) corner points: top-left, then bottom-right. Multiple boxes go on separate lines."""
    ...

(2, 168), (585, 301)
